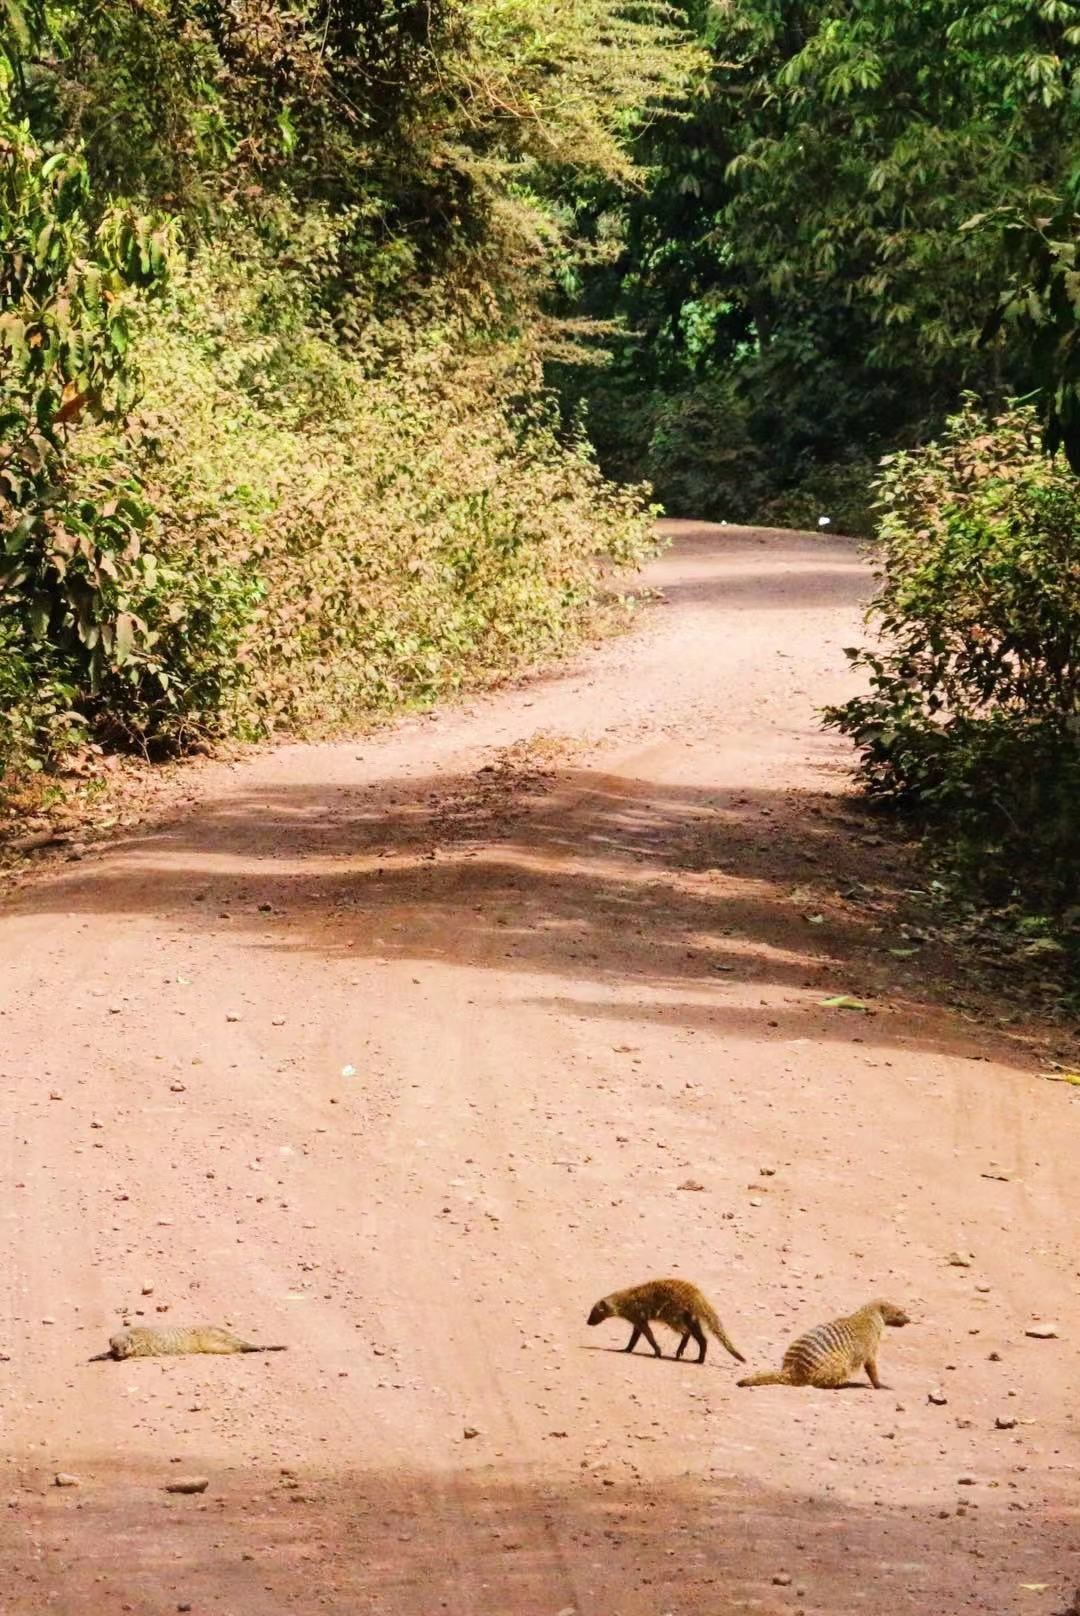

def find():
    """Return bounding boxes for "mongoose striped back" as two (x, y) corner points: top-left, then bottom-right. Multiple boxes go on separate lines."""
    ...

(89, 1325), (288, 1361)
(737, 1300), (908, 1389)
(587, 1278), (745, 1364)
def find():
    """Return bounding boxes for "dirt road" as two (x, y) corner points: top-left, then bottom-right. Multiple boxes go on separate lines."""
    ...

(2, 522), (1077, 1615)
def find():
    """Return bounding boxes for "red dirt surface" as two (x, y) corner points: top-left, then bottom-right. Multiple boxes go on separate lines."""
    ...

(1, 522), (1077, 1616)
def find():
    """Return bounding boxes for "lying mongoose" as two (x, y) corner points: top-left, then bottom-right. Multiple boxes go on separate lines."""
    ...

(587, 1278), (745, 1364)
(89, 1325), (287, 1362)
(737, 1299), (909, 1389)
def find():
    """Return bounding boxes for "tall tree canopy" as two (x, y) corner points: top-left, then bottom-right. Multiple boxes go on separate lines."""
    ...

(560, 0), (1080, 519)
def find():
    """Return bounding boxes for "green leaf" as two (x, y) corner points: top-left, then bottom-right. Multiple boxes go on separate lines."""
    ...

(114, 611), (136, 664)
(5, 511), (38, 554)
(1, 0), (32, 51)
(29, 592), (51, 638)
(34, 220), (56, 265)
(278, 107), (298, 155)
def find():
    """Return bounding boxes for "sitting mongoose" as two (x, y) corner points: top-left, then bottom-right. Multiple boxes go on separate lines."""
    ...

(737, 1299), (909, 1389)
(587, 1278), (745, 1364)
(89, 1325), (287, 1362)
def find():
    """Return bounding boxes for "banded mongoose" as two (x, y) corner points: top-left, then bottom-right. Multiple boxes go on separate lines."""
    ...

(587, 1278), (745, 1364)
(737, 1299), (909, 1389)
(89, 1325), (288, 1362)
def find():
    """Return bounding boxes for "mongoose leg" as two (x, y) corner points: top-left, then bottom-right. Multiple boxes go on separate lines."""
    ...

(689, 1321), (708, 1364)
(624, 1325), (643, 1354)
(674, 1331), (691, 1360)
(640, 1322), (663, 1358)
(865, 1357), (883, 1389)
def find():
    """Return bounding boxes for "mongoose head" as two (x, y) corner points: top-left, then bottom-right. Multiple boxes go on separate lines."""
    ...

(587, 1296), (614, 1327)
(87, 1331), (134, 1363)
(874, 1301), (910, 1327)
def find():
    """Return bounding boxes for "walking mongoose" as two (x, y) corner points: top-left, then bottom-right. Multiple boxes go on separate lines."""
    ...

(736, 1299), (909, 1389)
(89, 1325), (288, 1361)
(587, 1278), (745, 1364)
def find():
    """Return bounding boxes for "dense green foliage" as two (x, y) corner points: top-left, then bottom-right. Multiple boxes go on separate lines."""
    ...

(1, 0), (696, 769)
(826, 403), (1079, 953)
(561, 0), (1080, 528)
(122, 231), (652, 740)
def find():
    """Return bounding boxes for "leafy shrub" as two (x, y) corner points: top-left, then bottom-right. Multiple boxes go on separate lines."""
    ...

(2, 205), (656, 771)
(0, 617), (83, 770)
(562, 343), (889, 534)
(825, 401), (1080, 936)
(754, 456), (879, 539)
(1, 1), (671, 782)
(73, 220), (659, 741)
(0, 69), (180, 737)
(642, 376), (765, 524)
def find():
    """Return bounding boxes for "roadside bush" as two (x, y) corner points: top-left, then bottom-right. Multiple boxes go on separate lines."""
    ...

(642, 376), (765, 524)
(2, 0), (676, 784)
(0, 618), (82, 770)
(825, 401), (1080, 938)
(0, 102), (194, 765)
(754, 456), (879, 539)
(2, 184), (656, 774)
(562, 356), (881, 534)
(77, 221), (659, 742)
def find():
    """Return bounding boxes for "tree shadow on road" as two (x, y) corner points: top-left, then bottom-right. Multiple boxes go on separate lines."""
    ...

(5, 756), (1050, 1068)
(652, 559), (866, 611)
(11, 1458), (1075, 1616)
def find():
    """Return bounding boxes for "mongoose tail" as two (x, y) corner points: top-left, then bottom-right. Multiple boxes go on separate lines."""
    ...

(698, 1300), (746, 1364)
(737, 1369), (793, 1388)
(240, 1343), (288, 1352)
